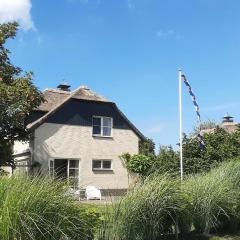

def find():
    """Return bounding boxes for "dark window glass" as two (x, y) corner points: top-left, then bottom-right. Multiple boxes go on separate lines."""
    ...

(92, 160), (101, 169)
(103, 160), (111, 169)
(69, 169), (78, 177)
(93, 117), (101, 135)
(93, 126), (101, 135)
(69, 160), (79, 168)
(93, 117), (101, 126)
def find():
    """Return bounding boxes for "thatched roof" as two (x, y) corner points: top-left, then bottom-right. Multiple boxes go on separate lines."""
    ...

(38, 86), (109, 112)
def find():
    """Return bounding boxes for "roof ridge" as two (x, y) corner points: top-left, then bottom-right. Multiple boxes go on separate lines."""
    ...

(44, 88), (71, 94)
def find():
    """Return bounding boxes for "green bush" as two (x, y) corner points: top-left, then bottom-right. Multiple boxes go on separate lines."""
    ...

(0, 176), (99, 240)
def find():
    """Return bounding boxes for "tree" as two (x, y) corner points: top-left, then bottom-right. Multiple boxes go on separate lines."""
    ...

(139, 138), (155, 156)
(126, 154), (153, 177)
(0, 22), (43, 166)
(182, 125), (240, 174)
(149, 123), (240, 176)
(119, 139), (156, 178)
(151, 145), (180, 175)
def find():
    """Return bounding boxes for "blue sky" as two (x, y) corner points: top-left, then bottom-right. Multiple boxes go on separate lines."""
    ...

(1, 0), (240, 150)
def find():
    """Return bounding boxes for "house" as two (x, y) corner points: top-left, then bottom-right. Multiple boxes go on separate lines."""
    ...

(201, 114), (239, 135)
(13, 83), (145, 196)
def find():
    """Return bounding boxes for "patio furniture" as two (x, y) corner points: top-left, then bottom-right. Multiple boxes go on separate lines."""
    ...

(85, 186), (101, 200)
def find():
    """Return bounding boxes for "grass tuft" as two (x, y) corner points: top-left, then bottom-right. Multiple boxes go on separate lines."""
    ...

(0, 175), (99, 240)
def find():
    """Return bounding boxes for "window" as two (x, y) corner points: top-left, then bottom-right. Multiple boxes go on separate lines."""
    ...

(92, 116), (112, 137)
(92, 160), (112, 170)
(49, 159), (80, 189)
(16, 158), (29, 175)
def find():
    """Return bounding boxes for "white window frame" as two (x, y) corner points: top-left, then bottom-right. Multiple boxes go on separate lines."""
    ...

(48, 159), (80, 189)
(92, 159), (113, 171)
(49, 159), (54, 177)
(92, 116), (113, 137)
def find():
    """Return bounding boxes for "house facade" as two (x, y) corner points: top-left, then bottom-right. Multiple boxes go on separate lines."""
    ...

(14, 84), (145, 195)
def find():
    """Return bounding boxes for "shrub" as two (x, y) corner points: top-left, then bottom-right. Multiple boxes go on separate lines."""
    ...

(120, 153), (154, 177)
(0, 175), (99, 240)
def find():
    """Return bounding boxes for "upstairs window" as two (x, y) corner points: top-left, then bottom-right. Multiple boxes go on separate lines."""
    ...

(92, 116), (113, 137)
(92, 160), (112, 170)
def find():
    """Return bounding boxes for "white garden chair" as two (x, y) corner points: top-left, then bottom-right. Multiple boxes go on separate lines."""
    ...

(85, 186), (101, 200)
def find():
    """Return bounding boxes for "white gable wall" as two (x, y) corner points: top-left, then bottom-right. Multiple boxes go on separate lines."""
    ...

(33, 123), (139, 189)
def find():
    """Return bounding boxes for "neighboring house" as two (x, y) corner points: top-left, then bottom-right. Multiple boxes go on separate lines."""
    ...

(13, 83), (145, 195)
(201, 114), (239, 135)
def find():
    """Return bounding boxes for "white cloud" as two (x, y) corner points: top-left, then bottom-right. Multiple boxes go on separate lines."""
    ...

(0, 0), (34, 30)
(156, 29), (175, 38)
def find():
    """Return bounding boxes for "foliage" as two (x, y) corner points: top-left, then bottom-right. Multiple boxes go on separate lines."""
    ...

(103, 174), (183, 240)
(0, 168), (9, 176)
(98, 159), (240, 239)
(0, 141), (12, 166)
(0, 22), (43, 166)
(120, 153), (154, 177)
(0, 175), (100, 240)
(151, 145), (180, 175)
(182, 159), (240, 234)
(139, 138), (155, 157)
(120, 139), (156, 177)
(191, 120), (219, 137)
(150, 124), (240, 175)
(182, 126), (240, 174)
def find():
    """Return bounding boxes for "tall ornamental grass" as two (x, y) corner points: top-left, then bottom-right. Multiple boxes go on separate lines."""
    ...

(96, 159), (240, 240)
(0, 175), (99, 240)
(184, 160), (240, 234)
(98, 174), (184, 240)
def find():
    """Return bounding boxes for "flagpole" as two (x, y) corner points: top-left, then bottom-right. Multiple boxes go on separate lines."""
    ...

(179, 69), (183, 181)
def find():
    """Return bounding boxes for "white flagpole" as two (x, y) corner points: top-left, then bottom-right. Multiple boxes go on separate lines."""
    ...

(179, 69), (183, 180)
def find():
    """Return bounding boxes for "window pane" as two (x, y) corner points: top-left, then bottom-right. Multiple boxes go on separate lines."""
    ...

(69, 169), (79, 177)
(93, 117), (101, 126)
(103, 117), (111, 127)
(103, 160), (111, 169)
(69, 160), (79, 168)
(92, 160), (101, 169)
(103, 127), (111, 136)
(93, 126), (101, 135)
(69, 177), (78, 189)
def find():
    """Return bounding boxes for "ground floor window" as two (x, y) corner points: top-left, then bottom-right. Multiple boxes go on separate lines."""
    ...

(15, 158), (30, 175)
(49, 159), (80, 189)
(92, 159), (112, 170)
